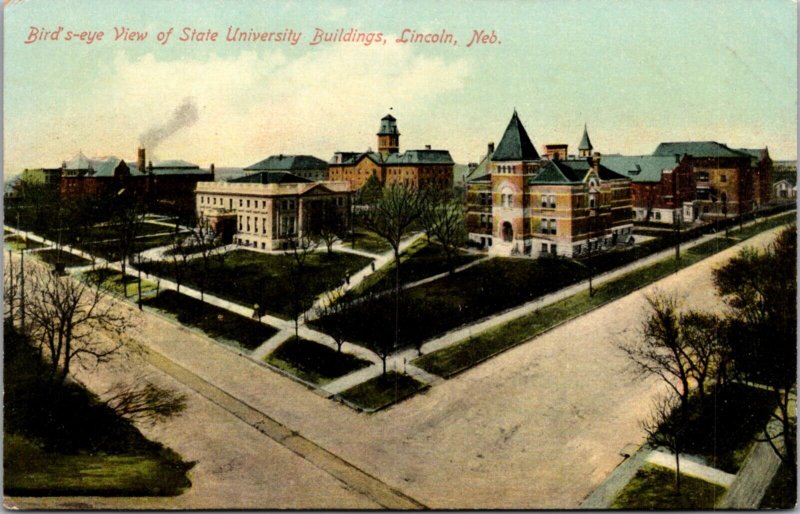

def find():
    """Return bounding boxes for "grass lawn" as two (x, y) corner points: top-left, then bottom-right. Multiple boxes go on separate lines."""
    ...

(266, 337), (371, 385)
(760, 462), (797, 508)
(82, 268), (158, 299)
(341, 228), (393, 254)
(73, 234), (175, 261)
(611, 463), (726, 509)
(4, 326), (192, 496)
(31, 249), (92, 268)
(338, 371), (427, 412)
(316, 257), (587, 351)
(139, 250), (373, 318)
(4, 234), (45, 251)
(414, 216), (795, 377)
(353, 239), (481, 295)
(144, 290), (278, 352)
(680, 383), (776, 473)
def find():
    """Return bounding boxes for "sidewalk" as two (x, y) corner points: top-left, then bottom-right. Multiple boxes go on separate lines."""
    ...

(646, 450), (736, 487)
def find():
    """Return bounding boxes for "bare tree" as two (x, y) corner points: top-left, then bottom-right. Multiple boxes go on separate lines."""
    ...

(287, 232), (319, 340)
(314, 288), (350, 353)
(620, 292), (693, 413)
(641, 393), (687, 495)
(104, 379), (187, 426)
(111, 194), (147, 294)
(168, 223), (193, 294)
(680, 311), (724, 402)
(427, 193), (468, 273)
(189, 215), (222, 301)
(359, 184), (423, 364)
(317, 200), (345, 254)
(23, 262), (131, 384)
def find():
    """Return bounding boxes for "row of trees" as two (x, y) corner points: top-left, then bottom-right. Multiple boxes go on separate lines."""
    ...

(622, 225), (796, 493)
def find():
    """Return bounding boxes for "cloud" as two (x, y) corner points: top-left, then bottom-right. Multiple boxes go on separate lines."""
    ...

(104, 45), (470, 166)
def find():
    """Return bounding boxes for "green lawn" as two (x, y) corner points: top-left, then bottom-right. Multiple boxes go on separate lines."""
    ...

(266, 337), (371, 385)
(611, 464), (726, 509)
(4, 325), (193, 496)
(72, 233), (176, 261)
(414, 216), (795, 377)
(341, 228), (393, 254)
(4, 234), (45, 251)
(139, 250), (373, 319)
(31, 249), (92, 268)
(82, 268), (158, 299)
(338, 371), (427, 412)
(144, 290), (278, 352)
(353, 239), (481, 295)
(316, 257), (587, 351)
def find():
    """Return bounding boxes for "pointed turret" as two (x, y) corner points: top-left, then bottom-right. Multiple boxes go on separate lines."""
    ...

(492, 111), (539, 161)
(578, 124), (593, 157)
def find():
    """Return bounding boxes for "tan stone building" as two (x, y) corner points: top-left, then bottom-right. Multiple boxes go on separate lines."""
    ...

(196, 171), (351, 251)
(328, 114), (454, 191)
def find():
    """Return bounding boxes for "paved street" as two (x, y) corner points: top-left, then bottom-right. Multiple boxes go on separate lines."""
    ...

(5, 226), (788, 509)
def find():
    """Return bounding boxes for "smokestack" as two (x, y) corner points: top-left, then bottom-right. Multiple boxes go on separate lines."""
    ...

(488, 142), (495, 154)
(148, 160), (154, 174)
(138, 147), (146, 173)
(210, 163), (215, 176)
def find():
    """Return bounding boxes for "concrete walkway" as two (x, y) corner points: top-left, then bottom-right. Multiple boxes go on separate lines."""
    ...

(646, 450), (736, 487)
(580, 444), (652, 508)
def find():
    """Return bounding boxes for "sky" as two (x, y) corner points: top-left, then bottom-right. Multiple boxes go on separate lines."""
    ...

(3, 0), (797, 176)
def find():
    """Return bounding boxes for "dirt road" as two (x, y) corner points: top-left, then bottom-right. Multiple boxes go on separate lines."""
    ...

(6, 226), (787, 509)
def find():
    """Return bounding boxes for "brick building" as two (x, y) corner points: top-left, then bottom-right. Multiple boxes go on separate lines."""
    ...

(603, 154), (696, 224)
(466, 112), (633, 257)
(328, 114), (454, 191)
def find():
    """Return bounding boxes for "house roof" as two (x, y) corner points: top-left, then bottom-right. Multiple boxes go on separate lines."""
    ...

(91, 159), (144, 178)
(385, 149), (454, 165)
(465, 149), (494, 183)
(153, 159), (199, 169)
(529, 159), (627, 185)
(329, 151), (384, 166)
(244, 154), (328, 172)
(653, 141), (750, 159)
(64, 151), (106, 171)
(492, 111), (540, 161)
(231, 171), (311, 184)
(578, 125), (593, 151)
(602, 155), (680, 183)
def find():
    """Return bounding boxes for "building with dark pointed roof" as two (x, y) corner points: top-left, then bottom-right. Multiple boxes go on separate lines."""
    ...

(466, 112), (633, 257)
(578, 125), (593, 157)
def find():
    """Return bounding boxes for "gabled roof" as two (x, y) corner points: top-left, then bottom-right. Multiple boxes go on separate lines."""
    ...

(64, 151), (106, 171)
(245, 154), (328, 171)
(529, 159), (627, 185)
(602, 155), (681, 183)
(385, 149), (454, 165)
(492, 111), (540, 161)
(329, 151), (384, 166)
(231, 171), (311, 184)
(92, 159), (143, 178)
(578, 125), (593, 151)
(465, 149), (494, 183)
(653, 141), (750, 159)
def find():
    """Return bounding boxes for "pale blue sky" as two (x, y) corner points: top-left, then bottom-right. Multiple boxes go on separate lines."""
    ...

(4, 0), (797, 175)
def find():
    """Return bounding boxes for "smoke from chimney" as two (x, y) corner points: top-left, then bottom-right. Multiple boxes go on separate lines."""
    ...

(139, 97), (199, 151)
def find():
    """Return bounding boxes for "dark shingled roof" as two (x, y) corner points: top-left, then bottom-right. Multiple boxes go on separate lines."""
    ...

(329, 151), (384, 166)
(378, 114), (399, 135)
(493, 111), (540, 161)
(602, 155), (681, 183)
(245, 154), (328, 172)
(385, 149), (454, 165)
(530, 159), (627, 185)
(231, 171), (311, 184)
(578, 125), (593, 151)
(653, 142), (750, 159)
(465, 149), (494, 183)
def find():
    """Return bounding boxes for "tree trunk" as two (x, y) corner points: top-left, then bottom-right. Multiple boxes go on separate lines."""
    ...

(675, 451), (682, 495)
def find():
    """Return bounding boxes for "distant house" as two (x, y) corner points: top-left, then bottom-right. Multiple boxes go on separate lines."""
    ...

(773, 179), (796, 200)
(603, 155), (696, 224)
(196, 171), (351, 251)
(244, 154), (329, 182)
(465, 112), (633, 257)
(328, 114), (454, 191)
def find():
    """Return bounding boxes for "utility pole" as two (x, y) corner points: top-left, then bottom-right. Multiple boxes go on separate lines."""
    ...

(8, 249), (14, 321)
(20, 245), (25, 331)
(137, 254), (143, 310)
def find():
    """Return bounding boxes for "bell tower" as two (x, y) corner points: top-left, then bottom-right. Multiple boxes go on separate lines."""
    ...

(377, 114), (400, 156)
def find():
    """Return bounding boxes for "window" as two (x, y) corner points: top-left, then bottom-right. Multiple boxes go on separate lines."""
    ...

(541, 243), (548, 253)
(549, 195), (556, 209)
(539, 219), (548, 234)
(720, 174), (727, 183)
(247, 200), (250, 208)
(541, 195), (547, 208)
(549, 219), (557, 235)
(550, 244), (557, 255)
(263, 201), (266, 208)
(655, 212), (661, 221)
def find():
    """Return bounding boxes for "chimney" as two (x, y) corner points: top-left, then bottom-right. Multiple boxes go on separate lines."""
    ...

(488, 142), (495, 154)
(591, 151), (602, 170)
(210, 163), (215, 176)
(425, 144), (431, 150)
(147, 160), (154, 174)
(675, 153), (681, 164)
(137, 147), (146, 173)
